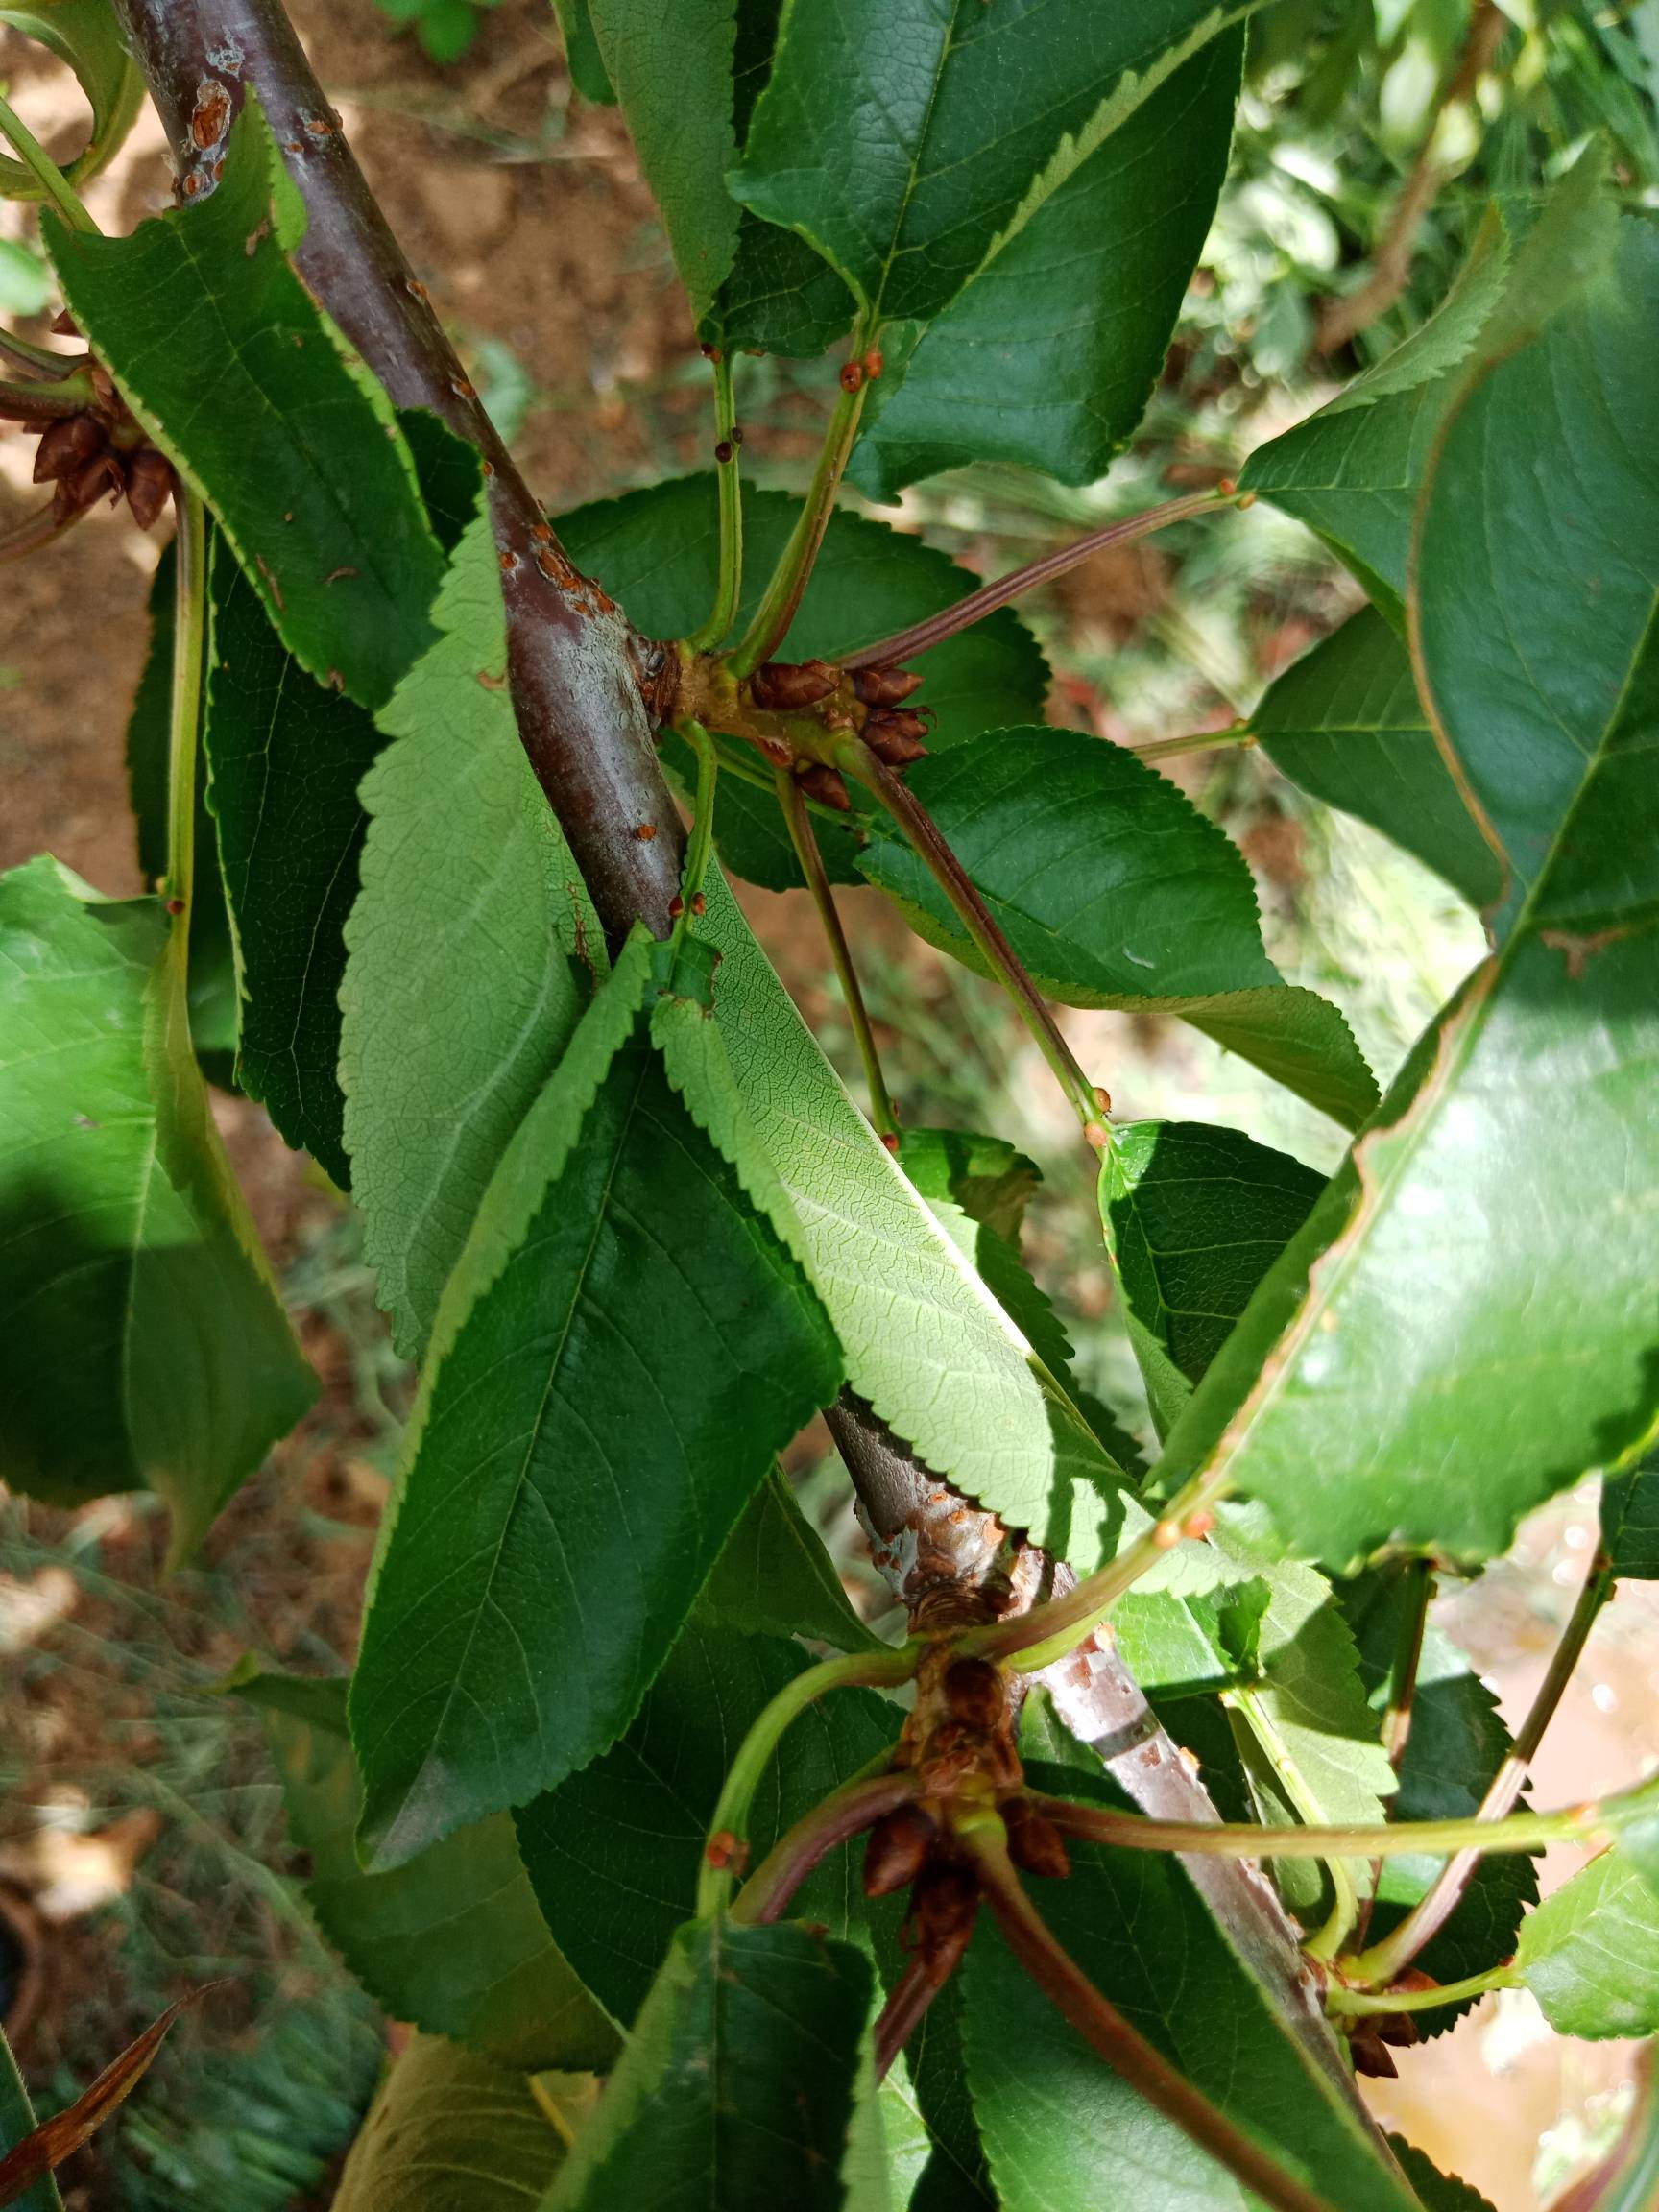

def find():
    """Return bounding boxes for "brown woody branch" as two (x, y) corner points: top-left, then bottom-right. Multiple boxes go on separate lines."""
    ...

(120, 2), (1388, 2155)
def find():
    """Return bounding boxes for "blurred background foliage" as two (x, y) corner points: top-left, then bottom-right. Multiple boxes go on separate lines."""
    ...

(1, 0), (1657, 2202)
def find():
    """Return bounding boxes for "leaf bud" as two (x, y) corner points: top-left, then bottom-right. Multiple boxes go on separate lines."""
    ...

(32, 413), (105, 484)
(125, 449), (174, 531)
(862, 1802), (937, 1897)
(862, 711), (928, 767)
(795, 763), (852, 811)
(852, 666), (923, 708)
(1000, 1796), (1070, 1880)
(750, 659), (838, 709)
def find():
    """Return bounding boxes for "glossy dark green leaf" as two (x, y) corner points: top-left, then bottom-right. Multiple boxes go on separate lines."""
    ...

(961, 1763), (1419, 2212)
(1154, 204), (1659, 1574)
(850, 32), (1240, 498)
(203, 541), (381, 1184)
(544, 1917), (872, 2212)
(859, 729), (1378, 1128)
(734, 0), (1254, 327)
(236, 1668), (616, 2070)
(1516, 1845), (1659, 2039)
(1251, 606), (1502, 912)
(514, 1622), (897, 2026)
(349, 946), (843, 1866)
(1602, 1453), (1659, 1579)
(331, 2032), (568, 2212)
(1099, 1119), (1326, 1437)
(1341, 1573), (1537, 2025)
(557, 476), (1046, 889)
(586, 0), (743, 323)
(127, 543), (238, 1067)
(341, 508), (594, 1354)
(1385, 2139), (1497, 2212)
(1239, 160), (1613, 618)
(697, 1468), (878, 1652)
(0, 857), (314, 1553)
(44, 101), (445, 710)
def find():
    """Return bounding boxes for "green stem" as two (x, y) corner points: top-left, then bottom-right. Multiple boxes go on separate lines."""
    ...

(730, 336), (874, 677)
(1228, 1684), (1358, 1965)
(1032, 1779), (1647, 1863)
(776, 765), (899, 1139)
(164, 491), (208, 928)
(1129, 724), (1258, 768)
(965, 1826), (1334, 2212)
(0, 93), (100, 233)
(1352, 1547), (1615, 1986)
(671, 719), (719, 934)
(842, 741), (1104, 1136)
(0, 326), (80, 374)
(961, 1469), (1229, 1668)
(1324, 1965), (1518, 2019)
(0, 369), (97, 418)
(685, 353), (742, 651)
(696, 1641), (920, 1919)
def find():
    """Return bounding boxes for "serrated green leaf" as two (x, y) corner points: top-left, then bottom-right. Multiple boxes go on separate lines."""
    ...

(698, 869), (1152, 1575)
(556, 476), (1046, 889)
(849, 31), (1240, 498)
(1099, 1119), (1327, 1438)
(331, 2031), (566, 2212)
(1154, 206), (1659, 1574)
(962, 1763), (1420, 2212)
(699, 1468), (878, 1651)
(1240, 158), (1616, 620)
(127, 543), (238, 1067)
(349, 949), (844, 1866)
(340, 508), (596, 1353)
(514, 1621), (896, 2026)
(43, 100), (445, 710)
(587, 0), (742, 323)
(897, 1127), (1041, 1246)
(236, 1668), (616, 2071)
(204, 539), (382, 1183)
(1251, 606), (1502, 912)
(1517, 1845), (1659, 2039)
(0, 857), (315, 1552)
(859, 729), (1378, 1128)
(733, 0), (1255, 327)
(543, 1917), (873, 2212)
(1385, 2139), (1498, 2212)
(1602, 1453), (1659, 1579)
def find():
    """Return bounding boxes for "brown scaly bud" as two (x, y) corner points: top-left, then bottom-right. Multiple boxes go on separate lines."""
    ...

(905, 1862), (980, 1983)
(863, 1803), (938, 1898)
(852, 665), (924, 708)
(32, 413), (106, 484)
(1000, 1796), (1071, 1881)
(59, 452), (124, 516)
(862, 711), (929, 767)
(750, 658), (838, 710)
(125, 449), (175, 531)
(943, 1657), (1005, 1732)
(796, 762), (851, 811)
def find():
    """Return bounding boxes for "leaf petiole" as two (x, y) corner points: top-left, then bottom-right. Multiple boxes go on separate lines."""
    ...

(1323, 1965), (1518, 2019)
(164, 490), (209, 936)
(685, 351), (743, 652)
(775, 765), (899, 1140)
(696, 1640), (921, 1919)
(0, 93), (101, 236)
(670, 718), (719, 939)
(729, 326), (878, 677)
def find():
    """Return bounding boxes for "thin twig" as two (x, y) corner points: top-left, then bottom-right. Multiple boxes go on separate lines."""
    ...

(1352, 1545), (1615, 1985)
(775, 766), (899, 1139)
(841, 490), (1234, 671)
(686, 353), (742, 651)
